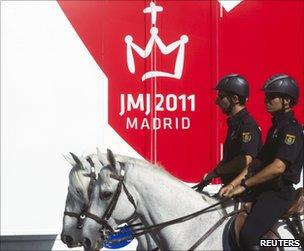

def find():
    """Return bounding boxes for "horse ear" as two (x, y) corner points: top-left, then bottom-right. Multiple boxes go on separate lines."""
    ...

(69, 152), (83, 168)
(96, 147), (107, 165)
(107, 149), (116, 167)
(62, 154), (76, 166)
(86, 156), (95, 168)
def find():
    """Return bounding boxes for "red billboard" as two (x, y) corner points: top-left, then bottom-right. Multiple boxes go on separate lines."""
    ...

(58, 0), (303, 182)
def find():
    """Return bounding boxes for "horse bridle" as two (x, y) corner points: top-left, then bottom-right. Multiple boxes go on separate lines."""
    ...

(84, 163), (137, 237)
(63, 157), (97, 230)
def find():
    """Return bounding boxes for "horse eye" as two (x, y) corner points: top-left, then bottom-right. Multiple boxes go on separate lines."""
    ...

(100, 191), (112, 200)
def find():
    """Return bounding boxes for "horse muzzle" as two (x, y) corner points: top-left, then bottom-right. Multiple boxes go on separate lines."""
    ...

(61, 234), (80, 248)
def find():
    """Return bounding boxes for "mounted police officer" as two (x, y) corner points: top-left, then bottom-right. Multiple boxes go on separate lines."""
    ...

(196, 74), (262, 192)
(220, 74), (303, 250)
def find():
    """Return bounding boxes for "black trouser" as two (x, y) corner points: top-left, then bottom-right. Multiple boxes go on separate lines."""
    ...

(239, 184), (296, 250)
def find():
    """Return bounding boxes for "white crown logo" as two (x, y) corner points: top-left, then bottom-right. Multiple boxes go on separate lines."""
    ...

(125, 1), (189, 82)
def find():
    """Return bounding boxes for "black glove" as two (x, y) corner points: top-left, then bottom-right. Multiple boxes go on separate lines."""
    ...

(195, 180), (209, 192)
(195, 171), (218, 192)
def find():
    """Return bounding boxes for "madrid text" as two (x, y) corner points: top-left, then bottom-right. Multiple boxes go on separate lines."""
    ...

(119, 94), (195, 130)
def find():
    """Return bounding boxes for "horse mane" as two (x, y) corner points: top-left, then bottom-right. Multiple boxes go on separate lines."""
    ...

(115, 154), (225, 214)
(115, 154), (173, 178)
(115, 154), (197, 193)
(68, 168), (86, 202)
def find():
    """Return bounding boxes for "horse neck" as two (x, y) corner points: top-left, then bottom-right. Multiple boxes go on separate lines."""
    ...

(126, 164), (220, 223)
(125, 165), (225, 249)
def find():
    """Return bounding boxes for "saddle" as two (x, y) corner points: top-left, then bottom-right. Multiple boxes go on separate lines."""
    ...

(229, 187), (304, 250)
(282, 187), (304, 218)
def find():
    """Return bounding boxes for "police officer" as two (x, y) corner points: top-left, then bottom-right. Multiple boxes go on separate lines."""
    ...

(196, 74), (262, 192)
(221, 74), (303, 250)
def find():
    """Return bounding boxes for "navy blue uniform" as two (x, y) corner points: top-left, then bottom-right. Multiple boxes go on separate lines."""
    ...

(221, 108), (262, 185)
(240, 111), (304, 249)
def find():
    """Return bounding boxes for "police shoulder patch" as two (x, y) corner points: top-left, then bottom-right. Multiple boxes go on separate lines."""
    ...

(284, 134), (296, 145)
(242, 132), (251, 143)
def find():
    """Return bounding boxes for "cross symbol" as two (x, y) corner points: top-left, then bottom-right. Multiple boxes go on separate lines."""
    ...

(143, 1), (163, 25)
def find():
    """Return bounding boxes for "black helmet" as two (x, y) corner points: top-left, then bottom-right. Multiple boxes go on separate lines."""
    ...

(215, 74), (249, 98)
(263, 74), (299, 104)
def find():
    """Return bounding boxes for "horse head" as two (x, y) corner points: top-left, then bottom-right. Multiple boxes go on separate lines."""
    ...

(82, 149), (138, 251)
(61, 150), (114, 248)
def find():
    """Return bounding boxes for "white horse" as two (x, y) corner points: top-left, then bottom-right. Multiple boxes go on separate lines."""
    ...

(61, 150), (158, 250)
(82, 150), (231, 251)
